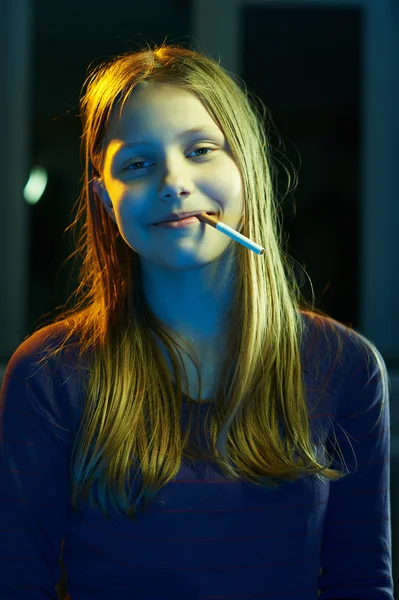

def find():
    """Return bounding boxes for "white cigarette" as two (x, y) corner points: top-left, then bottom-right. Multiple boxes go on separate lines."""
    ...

(197, 213), (265, 256)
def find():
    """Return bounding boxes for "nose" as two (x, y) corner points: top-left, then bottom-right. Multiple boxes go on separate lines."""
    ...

(158, 153), (196, 199)
(160, 174), (193, 200)
(161, 188), (191, 199)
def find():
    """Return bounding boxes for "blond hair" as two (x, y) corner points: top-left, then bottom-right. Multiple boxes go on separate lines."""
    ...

(32, 42), (383, 521)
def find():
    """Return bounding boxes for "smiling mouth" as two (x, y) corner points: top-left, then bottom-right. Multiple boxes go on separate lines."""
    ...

(155, 212), (217, 225)
(154, 216), (202, 227)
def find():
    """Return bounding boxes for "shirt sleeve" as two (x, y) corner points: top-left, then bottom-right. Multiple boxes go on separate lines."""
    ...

(318, 340), (394, 599)
(0, 338), (72, 599)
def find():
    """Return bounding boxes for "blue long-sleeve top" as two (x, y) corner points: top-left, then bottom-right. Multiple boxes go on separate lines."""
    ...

(0, 312), (394, 599)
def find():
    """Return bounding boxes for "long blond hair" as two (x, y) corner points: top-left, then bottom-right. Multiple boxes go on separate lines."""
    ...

(32, 42), (385, 520)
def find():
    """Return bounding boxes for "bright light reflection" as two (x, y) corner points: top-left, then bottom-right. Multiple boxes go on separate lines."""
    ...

(24, 166), (48, 205)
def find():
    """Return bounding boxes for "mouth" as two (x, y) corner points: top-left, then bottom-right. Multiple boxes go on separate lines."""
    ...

(154, 215), (203, 228)
(154, 212), (217, 226)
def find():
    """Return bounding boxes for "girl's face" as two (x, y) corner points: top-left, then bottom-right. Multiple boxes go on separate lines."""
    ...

(94, 81), (244, 271)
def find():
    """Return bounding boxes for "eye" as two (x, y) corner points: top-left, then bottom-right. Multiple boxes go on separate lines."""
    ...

(124, 160), (152, 171)
(124, 146), (215, 171)
(189, 146), (214, 157)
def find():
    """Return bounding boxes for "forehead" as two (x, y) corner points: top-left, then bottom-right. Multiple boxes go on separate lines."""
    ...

(105, 82), (219, 142)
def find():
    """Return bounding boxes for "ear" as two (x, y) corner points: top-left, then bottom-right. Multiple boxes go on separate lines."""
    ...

(92, 177), (105, 200)
(92, 179), (116, 222)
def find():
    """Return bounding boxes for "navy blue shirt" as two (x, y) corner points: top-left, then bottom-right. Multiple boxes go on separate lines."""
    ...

(0, 312), (394, 599)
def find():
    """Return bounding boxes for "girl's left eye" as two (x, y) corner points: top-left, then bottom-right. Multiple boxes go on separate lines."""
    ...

(124, 146), (214, 171)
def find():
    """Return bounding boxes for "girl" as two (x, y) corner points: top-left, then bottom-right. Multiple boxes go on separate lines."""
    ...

(0, 43), (393, 599)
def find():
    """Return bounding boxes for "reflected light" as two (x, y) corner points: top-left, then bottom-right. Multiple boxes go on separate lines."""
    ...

(24, 166), (48, 205)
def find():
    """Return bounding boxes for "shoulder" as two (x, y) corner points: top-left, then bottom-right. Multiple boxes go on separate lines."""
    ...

(2, 318), (83, 389)
(298, 310), (387, 395)
(0, 318), (88, 436)
(7, 318), (71, 364)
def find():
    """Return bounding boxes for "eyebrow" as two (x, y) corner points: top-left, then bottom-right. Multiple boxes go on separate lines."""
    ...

(114, 126), (222, 154)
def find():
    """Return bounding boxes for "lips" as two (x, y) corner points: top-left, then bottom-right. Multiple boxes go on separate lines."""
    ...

(156, 211), (216, 224)
(159, 214), (200, 224)
(155, 215), (201, 228)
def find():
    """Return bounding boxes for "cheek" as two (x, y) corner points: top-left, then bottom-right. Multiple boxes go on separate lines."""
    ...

(108, 185), (140, 220)
(221, 156), (243, 192)
(106, 176), (129, 199)
(207, 158), (242, 195)
(221, 164), (244, 211)
(224, 167), (244, 227)
(232, 169), (244, 202)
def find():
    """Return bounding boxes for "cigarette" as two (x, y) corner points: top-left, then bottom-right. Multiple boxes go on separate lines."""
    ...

(197, 213), (265, 256)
